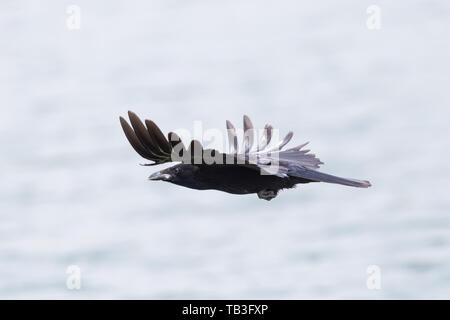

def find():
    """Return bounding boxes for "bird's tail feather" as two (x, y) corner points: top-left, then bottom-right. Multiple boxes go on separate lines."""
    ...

(290, 169), (371, 188)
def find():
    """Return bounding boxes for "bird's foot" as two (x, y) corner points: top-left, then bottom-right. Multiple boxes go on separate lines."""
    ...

(257, 189), (278, 201)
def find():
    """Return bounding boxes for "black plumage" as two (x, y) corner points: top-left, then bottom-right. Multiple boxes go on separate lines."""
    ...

(120, 111), (371, 200)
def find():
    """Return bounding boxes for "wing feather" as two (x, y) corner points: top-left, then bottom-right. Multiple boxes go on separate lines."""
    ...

(145, 119), (172, 154)
(127, 111), (165, 159)
(243, 115), (254, 154)
(121, 112), (177, 165)
(261, 131), (293, 153)
(120, 116), (155, 160)
(258, 124), (272, 151)
(226, 120), (238, 154)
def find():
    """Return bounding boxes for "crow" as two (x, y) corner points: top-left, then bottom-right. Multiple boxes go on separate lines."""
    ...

(120, 111), (371, 200)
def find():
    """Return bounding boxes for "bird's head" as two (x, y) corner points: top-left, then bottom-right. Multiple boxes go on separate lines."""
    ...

(148, 164), (199, 186)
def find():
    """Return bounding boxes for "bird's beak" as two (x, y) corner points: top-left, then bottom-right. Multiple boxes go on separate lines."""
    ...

(148, 171), (171, 181)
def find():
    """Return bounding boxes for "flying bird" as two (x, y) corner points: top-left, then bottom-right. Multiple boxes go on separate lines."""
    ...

(120, 111), (371, 200)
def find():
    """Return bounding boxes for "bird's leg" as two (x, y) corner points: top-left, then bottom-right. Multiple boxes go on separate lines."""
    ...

(257, 189), (278, 201)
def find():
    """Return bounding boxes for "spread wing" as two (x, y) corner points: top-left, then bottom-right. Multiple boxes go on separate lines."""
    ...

(224, 116), (371, 188)
(120, 111), (176, 165)
(120, 111), (230, 166)
(120, 111), (371, 188)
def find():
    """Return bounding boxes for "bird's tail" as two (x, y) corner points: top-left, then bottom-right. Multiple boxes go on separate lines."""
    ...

(290, 169), (371, 188)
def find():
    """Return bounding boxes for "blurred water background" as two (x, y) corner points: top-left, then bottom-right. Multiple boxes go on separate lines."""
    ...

(1, 0), (450, 299)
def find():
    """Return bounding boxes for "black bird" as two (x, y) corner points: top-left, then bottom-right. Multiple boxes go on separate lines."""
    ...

(120, 111), (371, 200)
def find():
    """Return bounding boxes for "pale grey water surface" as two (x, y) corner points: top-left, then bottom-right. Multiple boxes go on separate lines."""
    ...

(1, 0), (450, 299)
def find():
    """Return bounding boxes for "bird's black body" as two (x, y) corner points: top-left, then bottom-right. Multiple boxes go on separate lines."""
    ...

(120, 111), (371, 200)
(160, 163), (314, 195)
